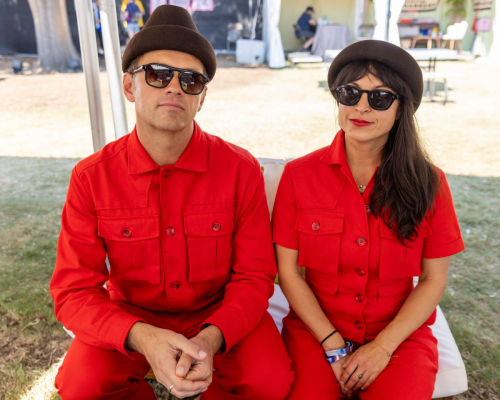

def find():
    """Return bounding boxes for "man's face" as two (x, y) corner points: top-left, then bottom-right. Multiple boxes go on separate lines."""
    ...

(123, 49), (207, 135)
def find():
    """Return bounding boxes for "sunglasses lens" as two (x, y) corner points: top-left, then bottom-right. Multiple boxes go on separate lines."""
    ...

(369, 90), (393, 110)
(337, 86), (361, 106)
(145, 65), (173, 88)
(179, 72), (206, 94)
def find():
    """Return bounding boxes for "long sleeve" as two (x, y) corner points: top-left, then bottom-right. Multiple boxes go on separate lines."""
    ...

(50, 168), (143, 356)
(203, 161), (276, 352)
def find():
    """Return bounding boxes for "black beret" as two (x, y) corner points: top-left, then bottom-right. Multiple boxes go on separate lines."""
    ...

(121, 5), (217, 80)
(328, 40), (423, 110)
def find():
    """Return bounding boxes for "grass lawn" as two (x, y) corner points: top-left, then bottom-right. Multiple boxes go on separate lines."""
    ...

(1, 56), (499, 399)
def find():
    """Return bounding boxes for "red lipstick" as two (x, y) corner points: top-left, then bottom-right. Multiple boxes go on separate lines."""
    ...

(350, 119), (372, 127)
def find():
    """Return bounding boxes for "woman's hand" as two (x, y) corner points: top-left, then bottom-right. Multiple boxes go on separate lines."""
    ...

(339, 342), (392, 391)
(330, 354), (357, 398)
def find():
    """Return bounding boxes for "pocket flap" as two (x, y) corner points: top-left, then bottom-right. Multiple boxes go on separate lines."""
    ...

(98, 215), (160, 242)
(184, 209), (235, 237)
(295, 210), (344, 235)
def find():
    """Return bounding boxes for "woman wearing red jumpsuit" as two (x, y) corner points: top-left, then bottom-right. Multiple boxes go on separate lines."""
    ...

(272, 40), (465, 399)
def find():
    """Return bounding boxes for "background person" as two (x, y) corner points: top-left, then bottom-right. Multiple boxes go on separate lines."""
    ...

(51, 5), (293, 400)
(123, 0), (143, 43)
(272, 40), (465, 399)
(295, 6), (317, 51)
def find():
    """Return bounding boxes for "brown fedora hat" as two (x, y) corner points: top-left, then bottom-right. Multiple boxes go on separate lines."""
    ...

(328, 40), (423, 110)
(121, 5), (217, 80)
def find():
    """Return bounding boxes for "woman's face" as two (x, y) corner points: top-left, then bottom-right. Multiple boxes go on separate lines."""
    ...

(338, 73), (399, 149)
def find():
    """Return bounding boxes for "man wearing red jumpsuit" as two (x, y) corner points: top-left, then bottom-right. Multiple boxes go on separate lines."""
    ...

(50, 5), (293, 399)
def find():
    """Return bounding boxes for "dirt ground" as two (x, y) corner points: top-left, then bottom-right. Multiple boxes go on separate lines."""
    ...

(2, 55), (500, 177)
(1, 54), (500, 399)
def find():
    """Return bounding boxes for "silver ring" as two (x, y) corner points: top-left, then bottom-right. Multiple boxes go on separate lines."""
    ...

(358, 373), (363, 380)
(168, 384), (174, 393)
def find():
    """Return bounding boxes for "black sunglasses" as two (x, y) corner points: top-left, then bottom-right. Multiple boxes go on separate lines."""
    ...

(333, 85), (400, 111)
(133, 63), (210, 95)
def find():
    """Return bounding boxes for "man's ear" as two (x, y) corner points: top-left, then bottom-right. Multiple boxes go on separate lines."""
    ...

(123, 73), (136, 103)
(197, 86), (208, 111)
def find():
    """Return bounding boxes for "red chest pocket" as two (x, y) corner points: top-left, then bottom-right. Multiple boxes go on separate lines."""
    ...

(295, 210), (344, 275)
(183, 208), (234, 283)
(97, 215), (161, 284)
(379, 221), (432, 280)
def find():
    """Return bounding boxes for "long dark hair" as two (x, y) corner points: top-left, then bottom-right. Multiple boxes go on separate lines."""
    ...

(331, 60), (439, 243)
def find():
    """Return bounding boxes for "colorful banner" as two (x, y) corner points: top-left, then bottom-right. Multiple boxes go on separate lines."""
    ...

(192, 0), (214, 11)
(150, 0), (167, 13)
(402, 0), (440, 11)
(169, 0), (190, 9)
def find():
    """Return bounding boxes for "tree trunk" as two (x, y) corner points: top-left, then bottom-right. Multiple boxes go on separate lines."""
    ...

(26, 0), (80, 72)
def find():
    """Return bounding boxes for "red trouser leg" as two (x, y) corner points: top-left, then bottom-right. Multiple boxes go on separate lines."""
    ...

(282, 316), (438, 400)
(282, 315), (345, 399)
(359, 327), (438, 400)
(202, 312), (294, 400)
(55, 338), (154, 400)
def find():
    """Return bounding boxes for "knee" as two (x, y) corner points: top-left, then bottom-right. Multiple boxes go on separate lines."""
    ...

(240, 357), (294, 400)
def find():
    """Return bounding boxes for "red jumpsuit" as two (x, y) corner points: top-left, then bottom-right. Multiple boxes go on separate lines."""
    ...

(271, 130), (465, 399)
(50, 122), (293, 399)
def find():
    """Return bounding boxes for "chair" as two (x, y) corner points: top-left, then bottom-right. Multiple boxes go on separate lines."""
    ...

(441, 21), (468, 51)
(227, 23), (244, 51)
(293, 24), (308, 51)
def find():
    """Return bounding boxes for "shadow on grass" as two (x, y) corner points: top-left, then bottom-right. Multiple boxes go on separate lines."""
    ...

(0, 156), (499, 399)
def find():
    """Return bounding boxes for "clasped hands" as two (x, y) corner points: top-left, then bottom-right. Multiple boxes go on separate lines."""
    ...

(330, 341), (392, 398)
(126, 322), (224, 399)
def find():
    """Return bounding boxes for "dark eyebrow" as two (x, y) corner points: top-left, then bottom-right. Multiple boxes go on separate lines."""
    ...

(347, 82), (393, 91)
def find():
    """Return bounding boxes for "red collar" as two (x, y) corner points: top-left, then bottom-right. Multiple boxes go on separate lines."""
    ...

(127, 120), (208, 174)
(320, 129), (348, 166)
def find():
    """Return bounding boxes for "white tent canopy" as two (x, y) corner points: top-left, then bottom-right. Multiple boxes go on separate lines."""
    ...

(263, 0), (286, 68)
(372, 0), (405, 45)
(488, 0), (500, 66)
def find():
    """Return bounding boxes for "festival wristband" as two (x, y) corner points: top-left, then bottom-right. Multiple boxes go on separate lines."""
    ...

(325, 341), (353, 364)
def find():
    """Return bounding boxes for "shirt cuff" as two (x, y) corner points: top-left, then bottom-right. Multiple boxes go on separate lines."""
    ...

(272, 226), (299, 250)
(97, 311), (145, 358)
(422, 237), (465, 259)
(202, 309), (247, 354)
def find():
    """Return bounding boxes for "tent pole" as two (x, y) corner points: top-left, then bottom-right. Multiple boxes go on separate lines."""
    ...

(75, 0), (106, 152)
(386, 0), (391, 41)
(100, 0), (128, 139)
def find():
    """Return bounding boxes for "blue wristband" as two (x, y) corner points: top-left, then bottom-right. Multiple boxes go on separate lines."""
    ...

(325, 341), (353, 364)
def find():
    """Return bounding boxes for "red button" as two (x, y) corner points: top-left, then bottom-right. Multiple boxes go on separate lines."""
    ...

(212, 223), (221, 232)
(122, 228), (132, 238)
(312, 222), (320, 231)
(171, 281), (180, 290)
(355, 268), (365, 276)
(163, 170), (171, 179)
(365, 204), (371, 214)
(354, 321), (363, 330)
(355, 294), (364, 303)
(166, 227), (175, 236)
(357, 237), (367, 246)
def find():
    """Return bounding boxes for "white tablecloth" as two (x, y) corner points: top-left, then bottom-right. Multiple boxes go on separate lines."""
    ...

(312, 25), (350, 60)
